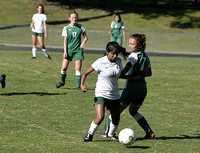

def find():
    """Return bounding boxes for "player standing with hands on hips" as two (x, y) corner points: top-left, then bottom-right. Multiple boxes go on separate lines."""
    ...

(30, 4), (52, 59)
(56, 12), (88, 90)
(99, 34), (155, 140)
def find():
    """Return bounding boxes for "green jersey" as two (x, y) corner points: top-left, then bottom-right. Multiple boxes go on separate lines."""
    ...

(62, 24), (86, 52)
(124, 51), (151, 89)
(110, 21), (124, 36)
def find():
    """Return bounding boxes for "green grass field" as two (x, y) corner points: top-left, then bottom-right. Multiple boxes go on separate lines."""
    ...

(0, 51), (199, 152)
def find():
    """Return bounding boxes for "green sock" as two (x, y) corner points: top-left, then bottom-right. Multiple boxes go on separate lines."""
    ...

(61, 74), (66, 84)
(101, 117), (111, 134)
(75, 75), (81, 88)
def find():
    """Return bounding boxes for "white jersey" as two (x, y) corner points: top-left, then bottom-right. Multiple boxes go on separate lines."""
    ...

(92, 56), (123, 100)
(32, 13), (47, 33)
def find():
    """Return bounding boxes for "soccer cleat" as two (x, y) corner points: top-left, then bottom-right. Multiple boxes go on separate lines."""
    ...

(1, 74), (6, 88)
(83, 133), (93, 142)
(56, 82), (65, 88)
(31, 57), (36, 59)
(108, 134), (118, 140)
(143, 132), (155, 140)
(47, 55), (52, 60)
(76, 87), (81, 90)
(98, 133), (108, 138)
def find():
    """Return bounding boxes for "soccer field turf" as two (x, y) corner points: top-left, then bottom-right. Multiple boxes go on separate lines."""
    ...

(0, 51), (199, 152)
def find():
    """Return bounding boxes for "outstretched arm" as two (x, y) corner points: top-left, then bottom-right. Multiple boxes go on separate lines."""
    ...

(81, 66), (94, 92)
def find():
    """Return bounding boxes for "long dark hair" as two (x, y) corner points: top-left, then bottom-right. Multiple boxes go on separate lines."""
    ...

(130, 34), (146, 51)
(37, 4), (45, 14)
(105, 41), (129, 60)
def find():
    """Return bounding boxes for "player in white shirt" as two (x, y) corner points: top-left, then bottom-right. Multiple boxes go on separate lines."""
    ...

(81, 41), (129, 142)
(30, 4), (51, 59)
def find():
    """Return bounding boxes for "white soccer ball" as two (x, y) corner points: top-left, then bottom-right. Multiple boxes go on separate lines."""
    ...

(118, 128), (136, 146)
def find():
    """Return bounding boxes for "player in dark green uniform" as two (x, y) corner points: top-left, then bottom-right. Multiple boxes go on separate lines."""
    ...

(109, 13), (126, 46)
(56, 12), (88, 89)
(99, 34), (155, 139)
(0, 74), (6, 88)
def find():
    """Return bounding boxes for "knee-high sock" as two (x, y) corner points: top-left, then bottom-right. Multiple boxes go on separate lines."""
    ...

(42, 49), (48, 57)
(88, 121), (99, 135)
(101, 115), (111, 134)
(32, 48), (37, 57)
(75, 71), (81, 88)
(132, 112), (153, 134)
(61, 70), (66, 84)
(108, 121), (118, 137)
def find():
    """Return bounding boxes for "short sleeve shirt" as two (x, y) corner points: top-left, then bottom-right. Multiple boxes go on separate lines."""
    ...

(32, 13), (47, 33)
(110, 21), (125, 36)
(92, 56), (123, 100)
(62, 24), (86, 52)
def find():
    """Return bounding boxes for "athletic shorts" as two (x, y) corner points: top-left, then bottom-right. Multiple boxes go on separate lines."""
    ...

(111, 34), (122, 44)
(94, 97), (120, 110)
(32, 31), (44, 37)
(120, 88), (147, 107)
(65, 49), (84, 61)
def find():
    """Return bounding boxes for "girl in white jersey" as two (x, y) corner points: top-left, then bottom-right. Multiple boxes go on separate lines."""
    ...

(30, 4), (51, 59)
(81, 42), (129, 142)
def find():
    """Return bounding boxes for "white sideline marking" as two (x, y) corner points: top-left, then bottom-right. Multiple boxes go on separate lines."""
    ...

(0, 112), (65, 137)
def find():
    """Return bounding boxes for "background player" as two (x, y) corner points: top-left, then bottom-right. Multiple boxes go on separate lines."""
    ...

(0, 74), (6, 88)
(109, 13), (126, 46)
(56, 12), (88, 90)
(99, 34), (155, 140)
(30, 4), (52, 59)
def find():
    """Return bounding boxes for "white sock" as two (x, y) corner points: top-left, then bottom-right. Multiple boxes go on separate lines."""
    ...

(132, 112), (144, 121)
(88, 121), (99, 135)
(42, 49), (48, 57)
(108, 122), (118, 137)
(32, 48), (37, 57)
(0, 76), (3, 82)
(75, 71), (81, 76)
(61, 70), (66, 75)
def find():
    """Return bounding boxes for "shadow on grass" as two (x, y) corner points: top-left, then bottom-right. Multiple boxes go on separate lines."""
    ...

(137, 134), (200, 141)
(0, 92), (67, 96)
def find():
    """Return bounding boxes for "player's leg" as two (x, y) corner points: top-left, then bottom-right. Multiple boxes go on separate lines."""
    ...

(116, 35), (123, 46)
(84, 103), (105, 142)
(31, 34), (37, 58)
(74, 50), (84, 90)
(0, 74), (6, 88)
(129, 104), (155, 139)
(56, 59), (71, 88)
(99, 105), (127, 137)
(38, 35), (52, 59)
(74, 60), (82, 90)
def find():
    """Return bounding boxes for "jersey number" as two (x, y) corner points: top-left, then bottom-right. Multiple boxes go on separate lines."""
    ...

(140, 57), (146, 71)
(72, 32), (77, 37)
(113, 71), (117, 77)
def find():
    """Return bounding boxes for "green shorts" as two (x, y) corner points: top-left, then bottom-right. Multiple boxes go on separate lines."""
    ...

(111, 34), (122, 44)
(65, 49), (84, 61)
(120, 88), (147, 107)
(32, 31), (44, 37)
(94, 97), (120, 110)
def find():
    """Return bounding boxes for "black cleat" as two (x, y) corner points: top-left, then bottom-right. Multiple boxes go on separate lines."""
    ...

(56, 82), (65, 88)
(47, 55), (52, 60)
(76, 87), (81, 90)
(1, 74), (6, 88)
(83, 133), (93, 142)
(108, 133), (118, 140)
(31, 57), (36, 59)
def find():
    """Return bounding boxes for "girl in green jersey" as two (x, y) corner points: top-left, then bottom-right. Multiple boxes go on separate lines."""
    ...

(109, 13), (126, 46)
(99, 34), (155, 140)
(56, 12), (88, 89)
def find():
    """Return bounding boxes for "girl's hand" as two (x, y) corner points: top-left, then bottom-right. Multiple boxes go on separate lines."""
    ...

(80, 43), (85, 49)
(81, 85), (87, 92)
(63, 52), (67, 58)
